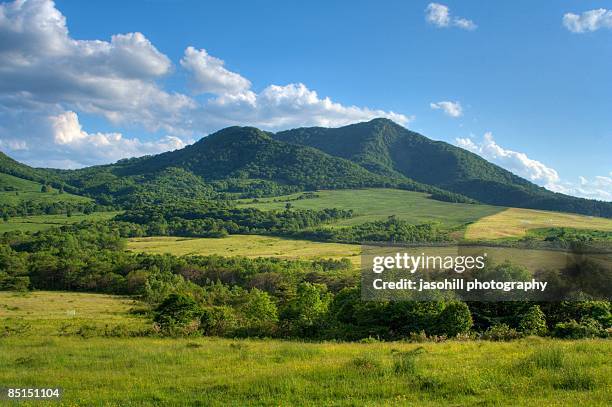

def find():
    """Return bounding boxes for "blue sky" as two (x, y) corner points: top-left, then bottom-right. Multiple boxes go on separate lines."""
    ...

(0, 0), (610, 199)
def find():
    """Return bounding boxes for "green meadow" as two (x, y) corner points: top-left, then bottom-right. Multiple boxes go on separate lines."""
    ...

(128, 235), (362, 265)
(238, 188), (504, 228)
(0, 292), (610, 406)
(0, 173), (91, 206)
(239, 189), (612, 240)
(0, 212), (120, 234)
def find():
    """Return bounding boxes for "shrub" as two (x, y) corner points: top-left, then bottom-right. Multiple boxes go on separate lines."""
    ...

(482, 324), (522, 341)
(435, 302), (473, 337)
(552, 318), (603, 339)
(519, 305), (547, 336)
(200, 306), (237, 336)
(154, 293), (202, 334)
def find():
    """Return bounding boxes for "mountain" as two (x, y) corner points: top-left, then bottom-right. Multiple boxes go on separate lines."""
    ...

(274, 118), (612, 218)
(7, 126), (467, 206)
(1, 121), (610, 217)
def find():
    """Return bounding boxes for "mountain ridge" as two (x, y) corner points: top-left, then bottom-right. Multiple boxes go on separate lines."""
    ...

(1, 119), (610, 217)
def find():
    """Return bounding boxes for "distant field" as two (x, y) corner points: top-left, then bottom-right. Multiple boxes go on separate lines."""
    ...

(466, 208), (612, 240)
(0, 172), (91, 206)
(0, 211), (119, 234)
(128, 235), (361, 265)
(239, 189), (612, 241)
(127, 235), (611, 272)
(1, 292), (610, 405)
(238, 189), (504, 227)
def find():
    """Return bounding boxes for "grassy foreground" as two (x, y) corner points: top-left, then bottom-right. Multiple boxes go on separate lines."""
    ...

(1, 292), (611, 406)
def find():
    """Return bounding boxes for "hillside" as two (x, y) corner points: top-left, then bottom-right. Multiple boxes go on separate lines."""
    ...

(274, 119), (612, 217)
(1, 120), (610, 217)
(2, 127), (472, 206)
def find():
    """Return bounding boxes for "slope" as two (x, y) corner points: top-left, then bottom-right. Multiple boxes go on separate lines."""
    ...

(274, 118), (612, 217)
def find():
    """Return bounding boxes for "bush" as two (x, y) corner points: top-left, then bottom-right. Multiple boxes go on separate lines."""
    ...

(519, 305), (547, 336)
(200, 306), (237, 336)
(552, 318), (603, 339)
(482, 324), (522, 341)
(435, 302), (473, 337)
(154, 293), (202, 335)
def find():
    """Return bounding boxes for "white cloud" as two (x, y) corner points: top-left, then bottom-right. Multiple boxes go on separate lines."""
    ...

(456, 133), (612, 201)
(180, 46), (251, 95)
(430, 101), (463, 117)
(548, 174), (612, 202)
(47, 111), (186, 167)
(563, 8), (612, 33)
(0, 0), (412, 167)
(456, 132), (560, 184)
(425, 3), (477, 30)
(453, 18), (477, 31)
(0, 0), (192, 135)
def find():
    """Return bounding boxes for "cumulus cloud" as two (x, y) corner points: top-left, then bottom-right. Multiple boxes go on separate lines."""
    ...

(456, 133), (612, 201)
(180, 46), (251, 95)
(548, 174), (612, 202)
(425, 3), (477, 30)
(0, 0), (193, 135)
(46, 111), (186, 167)
(0, 0), (411, 168)
(456, 132), (560, 185)
(430, 101), (463, 117)
(563, 8), (612, 33)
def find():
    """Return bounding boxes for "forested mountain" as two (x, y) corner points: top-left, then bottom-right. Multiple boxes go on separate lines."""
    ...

(1, 120), (611, 217)
(0, 126), (473, 207)
(275, 118), (612, 217)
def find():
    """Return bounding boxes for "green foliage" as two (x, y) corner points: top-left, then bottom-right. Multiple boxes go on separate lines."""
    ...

(552, 318), (605, 339)
(280, 282), (331, 337)
(482, 324), (522, 341)
(434, 302), (473, 337)
(153, 293), (202, 334)
(519, 305), (547, 336)
(200, 306), (237, 336)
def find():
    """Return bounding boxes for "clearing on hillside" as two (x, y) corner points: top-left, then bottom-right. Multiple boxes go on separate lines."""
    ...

(0, 172), (91, 206)
(127, 235), (361, 265)
(238, 188), (504, 227)
(466, 207), (612, 240)
(0, 211), (120, 234)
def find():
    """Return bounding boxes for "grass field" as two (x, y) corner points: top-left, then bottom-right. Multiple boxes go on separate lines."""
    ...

(0, 173), (91, 206)
(128, 235), (361, 265)
(0, 292), (610, 406)
(239, 189), (612, 242)
(238, 189), (504, 227)
(128, 235), (611, 273)
(466, 208), (612, 240)
(0, 212), (120, 234)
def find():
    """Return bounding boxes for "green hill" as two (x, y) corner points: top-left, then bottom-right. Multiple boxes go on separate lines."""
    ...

(33, 126), (472, 206)
(0, 172), (91, 207)
(1, 120), (610, 217)
(274, 118), (612, 217)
